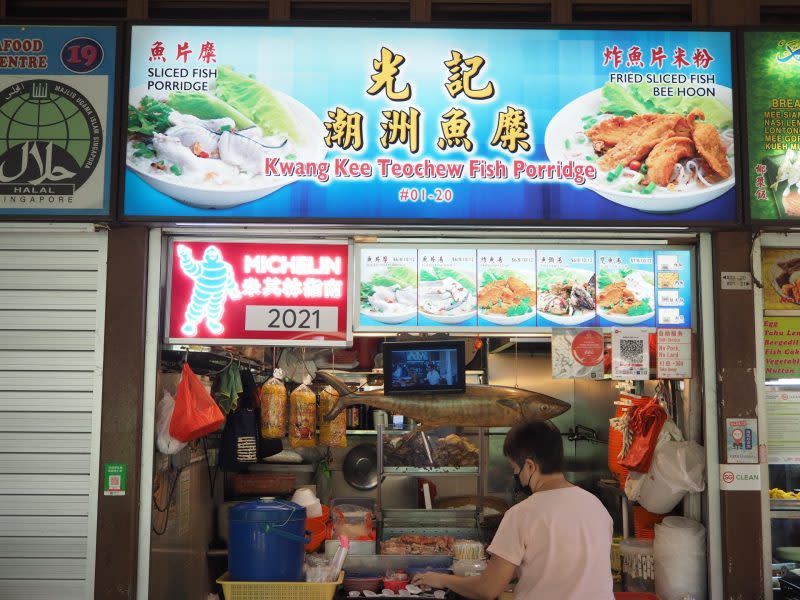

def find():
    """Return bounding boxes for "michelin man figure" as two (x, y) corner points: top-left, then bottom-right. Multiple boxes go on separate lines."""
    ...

(177, 244), (241, 336)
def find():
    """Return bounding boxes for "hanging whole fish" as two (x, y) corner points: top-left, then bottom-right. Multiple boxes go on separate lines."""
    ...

(318, 372), (570, 428)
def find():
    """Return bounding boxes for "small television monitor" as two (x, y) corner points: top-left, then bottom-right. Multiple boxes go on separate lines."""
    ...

(383, 341), (465, 395)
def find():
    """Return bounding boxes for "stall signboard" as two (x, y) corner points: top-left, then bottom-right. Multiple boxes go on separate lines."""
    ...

(745, 32), (800, 222)
(762, 248), (800, 310)
(0, 26), (116, 217)
(356, 245), (692, 332)
(166, 239), (350, 346)
(764, 316), (800, 380)
(124, 26), (736, 224)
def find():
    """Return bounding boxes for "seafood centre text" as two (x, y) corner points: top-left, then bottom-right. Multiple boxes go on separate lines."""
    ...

(263, 158), (596, 185)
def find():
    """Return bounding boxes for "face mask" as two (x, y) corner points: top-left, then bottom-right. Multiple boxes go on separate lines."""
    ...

(514, 463), (533, 496)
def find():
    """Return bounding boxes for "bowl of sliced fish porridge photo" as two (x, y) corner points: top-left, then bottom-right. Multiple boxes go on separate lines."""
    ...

(544, 83), (735, 213)
(126, 67), (328, 209)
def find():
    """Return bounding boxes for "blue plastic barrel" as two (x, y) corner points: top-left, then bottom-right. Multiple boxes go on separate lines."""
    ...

(228, 499), (308, 581)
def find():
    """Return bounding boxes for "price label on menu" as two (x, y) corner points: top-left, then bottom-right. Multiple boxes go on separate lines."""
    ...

(244, 306), (338, 332)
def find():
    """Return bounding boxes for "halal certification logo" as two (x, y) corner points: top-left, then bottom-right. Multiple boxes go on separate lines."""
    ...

(0, 79), (102, 200)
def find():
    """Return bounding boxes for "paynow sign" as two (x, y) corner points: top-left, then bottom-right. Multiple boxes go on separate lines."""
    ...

(166, 240), (350, 345)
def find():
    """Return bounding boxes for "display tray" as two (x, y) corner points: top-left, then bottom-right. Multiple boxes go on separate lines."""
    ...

(383, 466), (479, 475)
(771, 499), (800, 510)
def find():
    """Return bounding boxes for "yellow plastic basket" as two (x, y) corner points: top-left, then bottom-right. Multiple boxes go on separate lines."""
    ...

(611, 536), (622, 577)
(217, 571), (344, 600)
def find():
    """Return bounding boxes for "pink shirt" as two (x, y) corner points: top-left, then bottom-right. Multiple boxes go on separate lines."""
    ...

(487, 487), (614, 600)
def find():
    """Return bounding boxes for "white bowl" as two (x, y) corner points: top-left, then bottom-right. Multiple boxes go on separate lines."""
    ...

(598, 310), (656, 325)
(543, 85), (735, 213)
(479, 311), (537, 326)
(126, 84), (328, 209)
(537, 311), (595, 326)
(419, 309), (477, 325)
(360, 308), (417, 325)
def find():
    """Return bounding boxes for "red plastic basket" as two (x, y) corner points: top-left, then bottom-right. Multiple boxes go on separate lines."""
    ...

(614, 593), (660, 600)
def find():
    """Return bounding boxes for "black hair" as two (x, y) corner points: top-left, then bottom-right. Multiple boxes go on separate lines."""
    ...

(502, 420), (564, 475)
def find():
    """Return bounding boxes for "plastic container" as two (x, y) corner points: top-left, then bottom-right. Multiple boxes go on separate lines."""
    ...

(332, 504), (373, 540)
(228, 499), (308, 581)
(654, 516), (706, 600)
(614, 594), (660, 600)
(217, 571), (344, 600)
(452, 558), (487, 577)
(620, 538), (655, 593)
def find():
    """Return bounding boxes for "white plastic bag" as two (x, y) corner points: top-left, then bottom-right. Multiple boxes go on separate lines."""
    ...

(638, 441), (705, 514)
(156, 391), (188, 455)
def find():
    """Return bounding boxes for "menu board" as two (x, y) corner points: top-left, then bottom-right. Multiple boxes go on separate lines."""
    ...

(477, 249), (537, 328)
(745, 32), (800, 221)
(655, 251), (692, 326)
(418, 249), (477, 328)
(123, 26), (736, 225)
(359, 248), (418, 327)
(537, 250), (597, 327)
(596, 250), (656, 328)
(766, 390), (800, 463)
(762, 248), (800, 310)
(355, 245), (693, 332)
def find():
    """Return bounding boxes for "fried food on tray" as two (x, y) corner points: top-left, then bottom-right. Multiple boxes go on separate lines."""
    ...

(597, 115), (683, 171)
(381, 535), (455, 556)
(587, 114), (658, 153)
(645, 136), (696, 187)
(597, 281), (641, 314)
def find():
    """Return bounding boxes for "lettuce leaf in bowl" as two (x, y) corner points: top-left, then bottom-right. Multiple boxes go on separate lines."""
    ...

(214, 65), (304, 144)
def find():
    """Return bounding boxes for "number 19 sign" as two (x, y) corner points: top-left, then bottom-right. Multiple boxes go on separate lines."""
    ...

(166, 239), (351, 346)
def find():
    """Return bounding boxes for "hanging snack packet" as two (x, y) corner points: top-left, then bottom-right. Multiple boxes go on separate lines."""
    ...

(289, 375), (317, 448)
(319, 385), (346, 448)
(259, 368), (287, 439)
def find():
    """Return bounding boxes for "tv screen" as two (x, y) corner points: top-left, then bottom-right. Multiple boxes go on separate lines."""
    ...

(383, 341), (465, 394)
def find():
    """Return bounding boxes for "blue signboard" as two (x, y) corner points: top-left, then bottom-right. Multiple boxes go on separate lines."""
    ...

(124, 26), (735, 223)
(0, 26), (116, 216)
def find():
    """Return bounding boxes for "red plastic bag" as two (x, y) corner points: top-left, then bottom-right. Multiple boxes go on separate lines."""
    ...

(619, 398), (667, 473)
(170, 363), (225, 442)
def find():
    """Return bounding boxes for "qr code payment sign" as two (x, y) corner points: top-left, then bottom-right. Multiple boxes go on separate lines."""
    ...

(612, 328), (650, 380)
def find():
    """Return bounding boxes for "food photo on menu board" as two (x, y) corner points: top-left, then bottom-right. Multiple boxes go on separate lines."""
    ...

(536, 250), (597, 327)
(359, 248), (418, 326)
(596, 250), (656, 327)
(477, 249), (537, 327)
(123, 27), (736, 223)
(417, 250), (477, 327)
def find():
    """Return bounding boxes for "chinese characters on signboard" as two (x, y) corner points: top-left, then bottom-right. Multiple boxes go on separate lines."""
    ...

(125, 27), (735, 224)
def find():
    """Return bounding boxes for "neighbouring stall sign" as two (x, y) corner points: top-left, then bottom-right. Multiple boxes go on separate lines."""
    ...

(123, 26), (735, 224)
(766, 390), (800, 464)
(764, 316), (800, 380)
(166, 240), (350, 346)
(357, 245), (692, 332)
(0, 26), (116, 217)
(763, 248), (800, 310)
(746, 32), (800, 222)
(657, 328), (692, 379)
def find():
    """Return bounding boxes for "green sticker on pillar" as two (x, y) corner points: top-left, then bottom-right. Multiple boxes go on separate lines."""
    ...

(103, 463), (126, 496)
